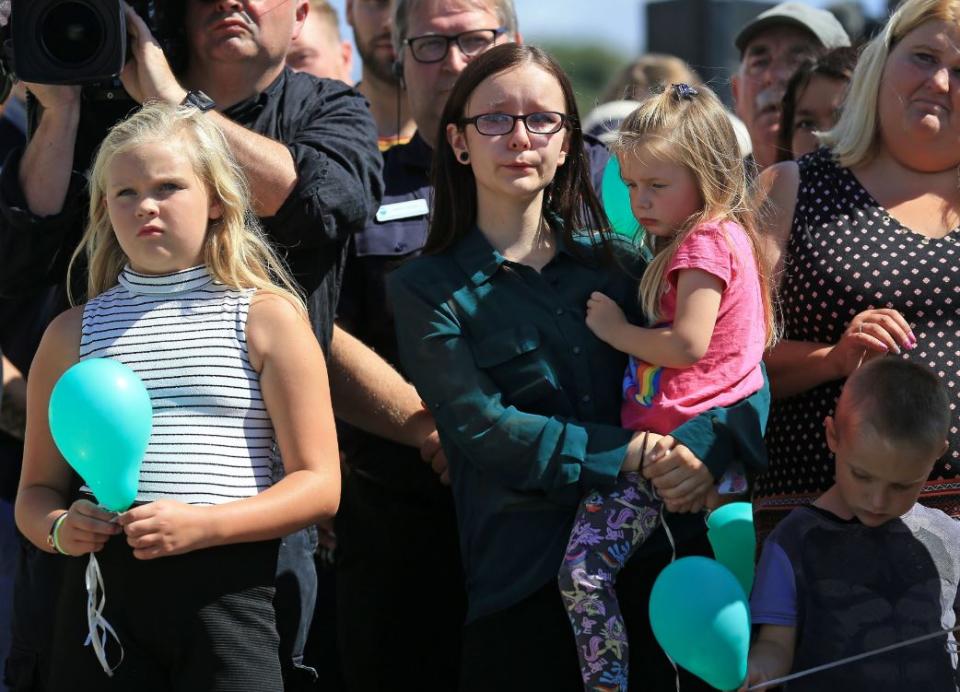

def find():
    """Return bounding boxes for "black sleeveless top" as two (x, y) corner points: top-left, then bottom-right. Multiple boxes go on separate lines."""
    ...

(756, 148), (960, 520)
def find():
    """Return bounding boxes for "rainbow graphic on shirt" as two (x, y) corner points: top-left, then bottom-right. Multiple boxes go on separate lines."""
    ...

(623, 357), (663, 408)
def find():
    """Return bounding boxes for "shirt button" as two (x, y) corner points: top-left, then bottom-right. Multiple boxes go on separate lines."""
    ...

(582, 394), (591, 403)
(572, 346), (582, 355)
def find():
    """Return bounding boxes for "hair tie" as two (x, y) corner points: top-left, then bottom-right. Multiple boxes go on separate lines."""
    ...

(672, 83), (699, 101)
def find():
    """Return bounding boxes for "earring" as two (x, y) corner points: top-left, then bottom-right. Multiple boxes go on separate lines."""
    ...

(458, 151), (470, 163)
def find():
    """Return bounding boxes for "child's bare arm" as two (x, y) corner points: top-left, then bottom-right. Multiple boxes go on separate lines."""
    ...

(586, 269), (722, 368)
(16, 307), (122, 556)
(739, 624), (796, 691)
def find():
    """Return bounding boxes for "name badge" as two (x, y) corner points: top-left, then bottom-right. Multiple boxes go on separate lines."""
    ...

(376, 199), (429, 223)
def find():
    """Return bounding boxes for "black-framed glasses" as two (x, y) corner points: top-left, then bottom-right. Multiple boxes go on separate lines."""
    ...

(459, 112), (569, 136)
(404, 28), (507, 63)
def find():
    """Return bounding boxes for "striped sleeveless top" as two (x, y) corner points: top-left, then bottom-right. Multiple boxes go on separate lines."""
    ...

(79, 265), (277, 505)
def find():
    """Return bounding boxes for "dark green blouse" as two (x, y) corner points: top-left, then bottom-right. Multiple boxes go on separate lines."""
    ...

(388, 227), (769, 622)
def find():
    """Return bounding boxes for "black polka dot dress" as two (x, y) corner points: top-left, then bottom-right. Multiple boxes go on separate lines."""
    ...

(755, 148), (960, 528)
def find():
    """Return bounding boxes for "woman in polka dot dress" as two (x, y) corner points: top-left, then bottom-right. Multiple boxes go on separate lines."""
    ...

(756, 0), (960, 537)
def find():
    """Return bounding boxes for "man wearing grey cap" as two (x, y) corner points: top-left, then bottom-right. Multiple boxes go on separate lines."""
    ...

(732, 2), (851, 170)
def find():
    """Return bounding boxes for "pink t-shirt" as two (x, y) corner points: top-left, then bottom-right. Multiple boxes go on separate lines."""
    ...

(621, 220), (766, 434)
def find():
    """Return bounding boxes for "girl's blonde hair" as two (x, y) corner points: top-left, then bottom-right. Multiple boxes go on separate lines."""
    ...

(822, 0), (960, 167)
(611, 84), (777, 347)
(69, 101), (306, 315)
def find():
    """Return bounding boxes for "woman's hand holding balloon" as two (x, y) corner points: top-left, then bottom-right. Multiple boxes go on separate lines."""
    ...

(56, 499), (121, 556)
(825, 308), (915, 378)
(118, 500), (212, 560)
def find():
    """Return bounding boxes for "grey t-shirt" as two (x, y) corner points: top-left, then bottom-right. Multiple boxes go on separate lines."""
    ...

(751, 503), (960, 691)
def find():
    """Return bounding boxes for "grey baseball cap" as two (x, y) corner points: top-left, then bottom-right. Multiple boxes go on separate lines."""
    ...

(735, 2), (851, 53)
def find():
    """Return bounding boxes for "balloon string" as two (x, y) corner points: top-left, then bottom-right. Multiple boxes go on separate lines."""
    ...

(83, 553), (124, 677)
(746, 624), (960, 690)
(658, 503), (681, 692)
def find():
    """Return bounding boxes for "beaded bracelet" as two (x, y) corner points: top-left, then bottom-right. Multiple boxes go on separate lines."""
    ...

(48, 511), (71, 556)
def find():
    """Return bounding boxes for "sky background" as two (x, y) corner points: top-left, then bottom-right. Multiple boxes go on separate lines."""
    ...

(327, 0), (887, 83)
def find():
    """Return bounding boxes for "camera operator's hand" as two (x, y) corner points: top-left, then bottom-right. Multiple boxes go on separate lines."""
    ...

(22, 83), (81, 112)
(120, 1), (187, 105)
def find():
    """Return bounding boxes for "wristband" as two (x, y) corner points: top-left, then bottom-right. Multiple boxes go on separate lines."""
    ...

(47, 511), (71, 556)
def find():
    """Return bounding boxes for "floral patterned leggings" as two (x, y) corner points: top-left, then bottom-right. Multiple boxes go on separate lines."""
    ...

(558, 472), (662, 692)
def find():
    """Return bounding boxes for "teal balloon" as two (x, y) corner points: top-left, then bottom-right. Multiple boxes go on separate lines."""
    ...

(601, 156), (641, 238)
(649, 556), (750, 691)
(707, 502), (757, 597)
(48, 358), (152, 512)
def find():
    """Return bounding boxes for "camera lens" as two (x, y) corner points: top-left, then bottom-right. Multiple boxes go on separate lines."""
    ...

(38, 1), (105, 67)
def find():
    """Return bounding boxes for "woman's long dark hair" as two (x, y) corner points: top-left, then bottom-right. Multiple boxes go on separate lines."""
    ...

(423, 43), (612, 257)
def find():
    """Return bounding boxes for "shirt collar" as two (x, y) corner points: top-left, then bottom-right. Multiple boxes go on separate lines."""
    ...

(118, 265), (214, 295)
(396, 131), (434, 170)
(221, 69), (286, 121)
(454, 228), (506, 286)
(452, 224), (579, 286)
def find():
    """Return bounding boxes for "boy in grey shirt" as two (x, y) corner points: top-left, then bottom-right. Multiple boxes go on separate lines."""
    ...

(743, 358), (959, 691)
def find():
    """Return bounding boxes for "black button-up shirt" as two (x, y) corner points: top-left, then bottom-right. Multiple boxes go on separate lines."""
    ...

(387, 228), (770, 620)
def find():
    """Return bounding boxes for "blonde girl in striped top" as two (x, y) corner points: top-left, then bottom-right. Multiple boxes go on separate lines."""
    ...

(15, 102), (339, 690)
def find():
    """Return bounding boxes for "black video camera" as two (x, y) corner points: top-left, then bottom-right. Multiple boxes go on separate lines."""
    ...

(0, 0), (187, 172)
(0, 0), (186, 101)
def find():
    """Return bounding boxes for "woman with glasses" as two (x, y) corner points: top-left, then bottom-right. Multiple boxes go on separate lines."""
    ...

(387, 43), (768, 692)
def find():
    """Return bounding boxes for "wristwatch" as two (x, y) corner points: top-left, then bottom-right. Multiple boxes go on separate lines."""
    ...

(181, 90), (216, 113)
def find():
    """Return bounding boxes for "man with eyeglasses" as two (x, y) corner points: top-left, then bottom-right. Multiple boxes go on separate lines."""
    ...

(731, 2), (850, 170)
(327, 1), (518, 690)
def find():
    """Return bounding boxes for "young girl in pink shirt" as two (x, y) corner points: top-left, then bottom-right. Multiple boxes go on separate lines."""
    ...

(558, 83), (776, 691)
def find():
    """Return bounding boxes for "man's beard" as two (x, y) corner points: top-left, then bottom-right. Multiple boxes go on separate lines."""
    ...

(357, 37), (398, 85)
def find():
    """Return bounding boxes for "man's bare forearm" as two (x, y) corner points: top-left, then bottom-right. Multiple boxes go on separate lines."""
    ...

(210, 113), (297, 217)
(328, 325), (433, 448)
(19, 105), (81, 217)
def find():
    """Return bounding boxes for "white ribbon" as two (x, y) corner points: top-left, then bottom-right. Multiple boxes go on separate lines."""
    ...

(747, 624), (960, 691)
(83, 553), (124, 676)
(659, 503), (681, 692)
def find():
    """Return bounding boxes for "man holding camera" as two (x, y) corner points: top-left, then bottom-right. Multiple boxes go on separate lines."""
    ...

(1, 1), (381, 690)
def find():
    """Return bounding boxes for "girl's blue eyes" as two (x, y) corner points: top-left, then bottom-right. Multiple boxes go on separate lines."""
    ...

(621, 181), (667, 190)
(116, 183), (182, 197)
